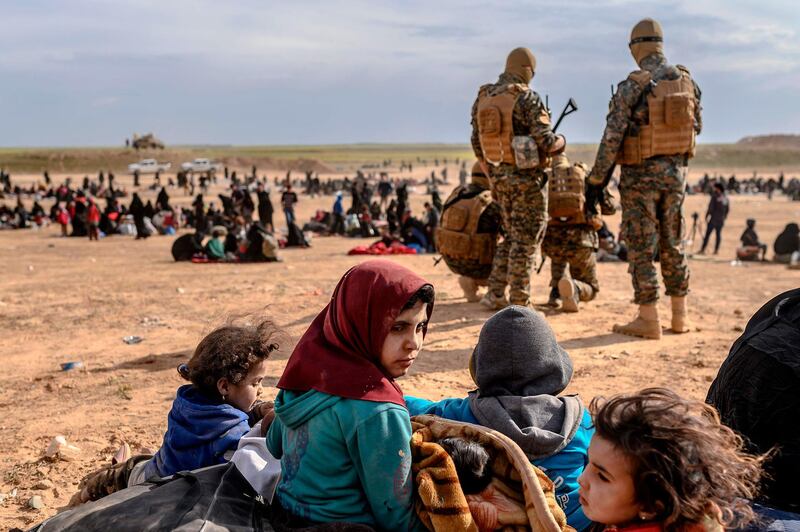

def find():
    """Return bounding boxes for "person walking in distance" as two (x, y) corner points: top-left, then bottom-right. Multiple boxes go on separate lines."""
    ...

(699, 182), (729, 255)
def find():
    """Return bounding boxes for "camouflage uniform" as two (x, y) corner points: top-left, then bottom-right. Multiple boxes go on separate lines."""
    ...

(589, 53), (702, 305)
(471, 72), (561, 306)
(444, 242), (509, 281)
(542, 224), (599, 299)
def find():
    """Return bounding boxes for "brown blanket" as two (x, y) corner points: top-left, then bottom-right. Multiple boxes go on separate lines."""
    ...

(411, 415), (571, 532)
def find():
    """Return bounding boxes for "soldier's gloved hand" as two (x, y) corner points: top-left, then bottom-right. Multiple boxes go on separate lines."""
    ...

(550, 134), (567, 155)
(601, 189), (617, 216)
(585, 183), (603, 216)
(587, 166), (600, 185)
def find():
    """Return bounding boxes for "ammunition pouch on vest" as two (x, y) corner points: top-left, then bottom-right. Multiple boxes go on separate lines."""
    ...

(477, 84), (529, 167)
(549, 156), (588, 225)
(617, 67), (697, 165)
(436, 190), (496, 264)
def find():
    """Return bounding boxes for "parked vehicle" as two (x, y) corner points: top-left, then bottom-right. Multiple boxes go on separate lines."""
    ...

(180, 158), (222, 175)
(130, 133), (165, 150)
(127, 159), (172, 174)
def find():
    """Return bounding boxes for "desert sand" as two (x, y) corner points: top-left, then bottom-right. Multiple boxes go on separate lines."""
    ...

(1, 164), (799, 529)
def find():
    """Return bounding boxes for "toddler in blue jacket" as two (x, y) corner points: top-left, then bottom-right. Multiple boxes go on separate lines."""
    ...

(71, 317), (282, 505)
(406, 305), (594, 531)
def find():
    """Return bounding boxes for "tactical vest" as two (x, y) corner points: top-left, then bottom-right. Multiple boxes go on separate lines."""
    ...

(436, 190), (496, 264)
(548, 156), (589, 226)
(476, 84), (529, 166)
(617, 65), (697, 165)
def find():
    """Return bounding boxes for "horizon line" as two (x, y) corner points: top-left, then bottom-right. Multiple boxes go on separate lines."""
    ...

(1, 139), (786, 151)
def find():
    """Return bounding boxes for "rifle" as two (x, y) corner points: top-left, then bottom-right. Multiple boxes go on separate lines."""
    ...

(552, 98), (578, 134)
(586, 162), (616, 217)
(537, 255), (547, 274)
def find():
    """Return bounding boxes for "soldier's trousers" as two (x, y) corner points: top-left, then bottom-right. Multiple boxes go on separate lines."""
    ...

(620, 172), (690, 305)
(545, 248), (598, 300)
(443, 238), (508, 281)
(542, 225), (599, 300)
(487, 173), (547, 305)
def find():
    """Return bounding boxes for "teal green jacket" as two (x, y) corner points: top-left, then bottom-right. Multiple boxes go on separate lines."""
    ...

(267, 389), (423, 531)
(205, 237), (225, 259)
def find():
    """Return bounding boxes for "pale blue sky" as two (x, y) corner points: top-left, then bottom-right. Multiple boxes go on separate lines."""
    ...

(1, 0), (798, 146)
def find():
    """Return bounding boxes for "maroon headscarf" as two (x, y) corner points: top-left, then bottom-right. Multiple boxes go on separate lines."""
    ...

(278, 259), (433, 407)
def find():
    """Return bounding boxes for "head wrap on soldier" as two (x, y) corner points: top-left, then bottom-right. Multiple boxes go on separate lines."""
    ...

(629, 18), (664, 66)
(470, 162), (490, 190)
(505, 47), (536, 84)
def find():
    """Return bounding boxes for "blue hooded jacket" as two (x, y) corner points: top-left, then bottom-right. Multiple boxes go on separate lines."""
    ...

(143, 384), (252, 479)
(405, 306), (594, 531)
(333, 194), (344, 216)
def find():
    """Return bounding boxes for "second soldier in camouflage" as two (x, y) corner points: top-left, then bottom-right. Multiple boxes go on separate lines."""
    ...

(588, 18), (702, 339)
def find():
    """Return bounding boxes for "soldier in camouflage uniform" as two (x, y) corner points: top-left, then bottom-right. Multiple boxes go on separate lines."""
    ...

(542, 223), (600, 312)
(544, 155), (606, 312)
(587, 18), (702, 339)
(471, 47), (565, 310)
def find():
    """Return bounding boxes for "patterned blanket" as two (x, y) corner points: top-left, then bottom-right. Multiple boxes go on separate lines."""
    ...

(411, 415), (571, 532)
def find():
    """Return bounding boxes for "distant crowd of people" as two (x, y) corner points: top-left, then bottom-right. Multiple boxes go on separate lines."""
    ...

(296, 170), (447, 254)
(693, 171), (800, 200)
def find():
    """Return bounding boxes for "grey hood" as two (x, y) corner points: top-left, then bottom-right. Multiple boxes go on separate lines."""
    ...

(468, 306), (584, 460)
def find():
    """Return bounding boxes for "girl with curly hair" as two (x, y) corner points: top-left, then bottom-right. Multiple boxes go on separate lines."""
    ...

(70, 317), (282, 505)
(577, 388), (763, 531)
(267, 260), (434, 530)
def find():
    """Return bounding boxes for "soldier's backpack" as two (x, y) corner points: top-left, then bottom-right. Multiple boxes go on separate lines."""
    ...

(617, 65), (697, 165)
(476, 83), (529, 166)
(548, 155), (588, 225)
(436, 188), (496, 266)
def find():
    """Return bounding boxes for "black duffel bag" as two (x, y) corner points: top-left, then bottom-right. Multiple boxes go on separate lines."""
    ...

(30, 463), (274, 532)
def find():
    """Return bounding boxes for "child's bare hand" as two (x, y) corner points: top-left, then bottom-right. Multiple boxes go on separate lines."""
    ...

(260, 407), (276, 437)
(251, 400), (274, 420)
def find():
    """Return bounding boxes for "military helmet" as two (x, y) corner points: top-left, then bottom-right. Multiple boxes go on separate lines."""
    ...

(470, 162), (490, 189)
(505, 47), (536, 84)
(629, 18), (664, 65)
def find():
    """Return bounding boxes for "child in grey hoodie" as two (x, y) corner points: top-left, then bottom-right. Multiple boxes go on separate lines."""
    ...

(406, 305), (594, 531)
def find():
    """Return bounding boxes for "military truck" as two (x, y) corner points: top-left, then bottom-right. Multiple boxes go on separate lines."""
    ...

(130, 133), (165, 150)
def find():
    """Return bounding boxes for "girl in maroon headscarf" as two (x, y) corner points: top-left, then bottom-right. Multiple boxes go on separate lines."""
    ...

(267, 260), (433, 530)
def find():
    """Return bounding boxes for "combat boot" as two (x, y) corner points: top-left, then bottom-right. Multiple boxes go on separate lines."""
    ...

(480, 291), (509, 310)
(671, 295), (691, 334)
(612, 304), (662, 340)
(546, 286), (561, 308)
(458, 276), (481, 303)
(558, 278), (581, 313)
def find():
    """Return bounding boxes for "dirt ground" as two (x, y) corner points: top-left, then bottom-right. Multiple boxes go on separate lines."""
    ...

(1, 164), (799, 529)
